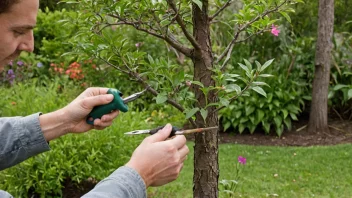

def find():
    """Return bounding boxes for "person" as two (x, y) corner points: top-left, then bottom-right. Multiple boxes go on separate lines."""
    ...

(0, 0), (189, 197)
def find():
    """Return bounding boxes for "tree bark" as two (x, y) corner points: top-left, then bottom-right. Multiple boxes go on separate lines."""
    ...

(308, 0), (334, 133)
(192, 1), (219, 198)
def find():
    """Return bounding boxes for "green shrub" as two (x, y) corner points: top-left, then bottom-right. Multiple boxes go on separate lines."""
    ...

(220, 54), (311, 136)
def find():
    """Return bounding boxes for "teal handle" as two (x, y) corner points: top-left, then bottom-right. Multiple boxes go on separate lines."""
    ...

(86, 88), (128, 125)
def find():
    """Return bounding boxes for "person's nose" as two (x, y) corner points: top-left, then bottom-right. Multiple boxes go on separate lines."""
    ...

(18, 30), (34, 53)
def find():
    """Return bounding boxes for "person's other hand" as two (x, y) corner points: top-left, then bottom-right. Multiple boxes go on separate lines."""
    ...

(62, 87), (119, 133)
(126, 124), (189, 187)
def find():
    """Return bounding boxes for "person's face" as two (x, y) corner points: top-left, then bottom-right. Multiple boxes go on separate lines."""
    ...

(0, 0), (39, 71)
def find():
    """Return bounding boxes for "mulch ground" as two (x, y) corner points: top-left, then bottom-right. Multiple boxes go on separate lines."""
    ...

(219, 118), (352, 146)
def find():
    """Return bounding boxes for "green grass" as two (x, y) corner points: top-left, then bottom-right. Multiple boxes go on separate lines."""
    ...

(148, 143), (352, 198)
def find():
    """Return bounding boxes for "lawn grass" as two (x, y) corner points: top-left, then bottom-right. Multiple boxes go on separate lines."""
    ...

(148, 142), (352, 198)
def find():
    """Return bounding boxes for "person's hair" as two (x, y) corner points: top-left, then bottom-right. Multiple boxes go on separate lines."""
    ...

(0, 0), (22, 14)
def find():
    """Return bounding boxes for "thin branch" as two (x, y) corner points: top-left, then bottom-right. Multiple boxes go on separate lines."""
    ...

(209, 0), (233, 21)
(103, 20), (193, 57)
(99, 53), (198, 127)
(131, 72), (197, 128)
(213, 81), (252, 114)
(166, 0), (201, 50)
(216, 0), (288, 65)
(95, 55), (129, 74)
(220, 28), (269, 70)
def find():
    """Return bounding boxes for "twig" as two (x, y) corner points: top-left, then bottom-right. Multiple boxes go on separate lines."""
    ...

(286, 54), (296, 79)
(296, 125), (307, 132)
(166, 0), (201, 50)
(209, 0), (233, 21)
(332, 108), (344, 121)
(216, 0), (288, 65)
(106, 15), (193, 57)
(131, 72), (197, 128)
(220, 28), (269, 70)
(328, 125), (347, 133)
(212, 81), (252, 114)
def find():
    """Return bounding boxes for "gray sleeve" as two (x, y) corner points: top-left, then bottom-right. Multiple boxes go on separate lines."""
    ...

(82, 166), (147, 198)
(0, 190), (13, 198)
(0, 113), (50, 170)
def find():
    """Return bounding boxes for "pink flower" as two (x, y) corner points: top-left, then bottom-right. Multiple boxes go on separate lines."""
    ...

(271, 25), (280, 37)
(238, 156), (246, 165)
(135, 42), (142, 48)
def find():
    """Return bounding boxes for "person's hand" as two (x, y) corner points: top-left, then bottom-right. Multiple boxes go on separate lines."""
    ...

(126, 124), (189, 187)
(62, 87), (120, 133)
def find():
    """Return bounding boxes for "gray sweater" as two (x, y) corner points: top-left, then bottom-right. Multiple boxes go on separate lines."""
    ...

(0, 113), (146, 198)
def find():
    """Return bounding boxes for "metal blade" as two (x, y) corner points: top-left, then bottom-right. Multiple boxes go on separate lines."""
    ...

(123, 89), (147, 104)
(124, 129), (151, 135)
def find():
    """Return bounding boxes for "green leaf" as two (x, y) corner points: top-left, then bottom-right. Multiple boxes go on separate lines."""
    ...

(259, 74), (274, 78)
(160, 19), (170, 27)
(156, 93), (167, 104)
(276, 125), (284, 137)
(191, 81), (204, 88)
(256, 109), (265, 123)
(252, 86), (267, 98)
(262, 121), (270, 134)
(192, 0), (203, 10)
(185, 108), (200, 119)
(220, 98), (230, 107)
(274, 116), (282, 128)
(225, 84), (241, 94)
(281, 109), (288, 119)
(260, 59), (274, 72)
(148, 54), (154, 64)
(284, 117), (292, 130)
(333, 84), (349, 91)
(244, 59), (252, 71)
(249, 124), (256, 134)
(255, 61), (262, 71)
(290, 113), (298, 121)
(223, 122), (231, 131)
(238, 63), (250, 74)
(245, 106), (255, 116)
(279, 11), (291, 23)
(348, 89), (352, 100)
(252, 81), (269, 87)
(238, 124), (245, 134)
(200, 109), (208, 121)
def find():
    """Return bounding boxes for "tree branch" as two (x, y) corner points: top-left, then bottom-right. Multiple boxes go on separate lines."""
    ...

(166, 0), (201, 50)
(219, 28), (269, 70)
(209, 0), (233, 21)
(103, 20), (193, 57)
(132, 72), (197, 128)
(100, 53), (198, 128)
(216, 0), (288, 65)
(213, 81), (252, 114)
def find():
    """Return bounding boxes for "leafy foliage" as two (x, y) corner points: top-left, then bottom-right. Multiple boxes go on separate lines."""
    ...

(221, 54), (310, 136)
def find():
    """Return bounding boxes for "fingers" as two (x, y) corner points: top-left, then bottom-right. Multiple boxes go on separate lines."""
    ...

(178, 145), (189, 159)
(148, 124), (172, 142)
(82, 87), (110, 97)
(101, 110), (120, 122)
(81, 94), (114, 110)
(168, 135), (187, 149)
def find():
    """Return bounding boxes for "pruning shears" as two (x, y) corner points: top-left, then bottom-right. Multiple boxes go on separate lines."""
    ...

(87, 88), (147, 124)
(124, 126), (218, 138)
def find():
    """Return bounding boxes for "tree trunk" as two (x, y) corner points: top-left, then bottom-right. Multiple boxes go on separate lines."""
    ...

(308, 0), (334, 133)
(308, 0), (334, 134)
(192, 1), (219, 198)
